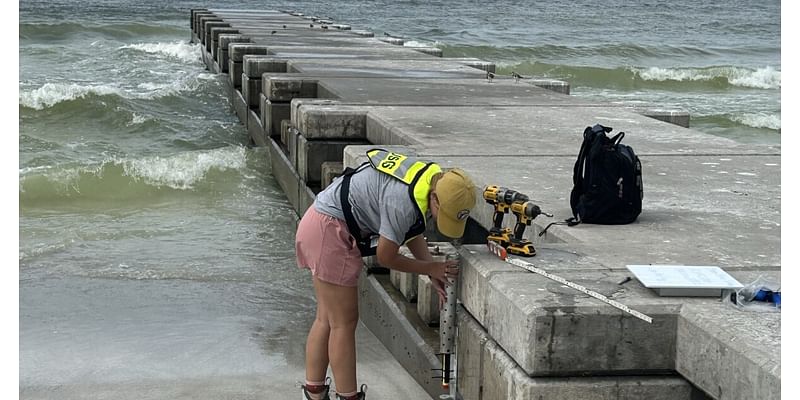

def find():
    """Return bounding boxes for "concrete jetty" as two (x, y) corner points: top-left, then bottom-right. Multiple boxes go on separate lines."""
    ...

(190, 9), (780, 400)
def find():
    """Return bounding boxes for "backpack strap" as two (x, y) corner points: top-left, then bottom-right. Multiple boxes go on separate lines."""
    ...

(339, 162), (377, 256)
(610, 131), (625, 145)
(538, 216), (581, 237)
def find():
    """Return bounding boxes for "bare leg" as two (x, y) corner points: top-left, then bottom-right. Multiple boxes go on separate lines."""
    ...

(305, 277), (331, 383)
(313, 276), (359, 394)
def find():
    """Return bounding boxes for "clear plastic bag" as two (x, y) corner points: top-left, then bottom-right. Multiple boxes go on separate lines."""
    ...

(723, 274), (781, 312)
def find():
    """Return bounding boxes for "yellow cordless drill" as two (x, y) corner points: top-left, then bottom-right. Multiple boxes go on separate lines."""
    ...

(507, 200), (550, 257)
(482, 185), (529, 248)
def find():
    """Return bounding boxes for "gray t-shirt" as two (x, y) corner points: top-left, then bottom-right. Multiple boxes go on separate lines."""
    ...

(314, 166), (421, 246)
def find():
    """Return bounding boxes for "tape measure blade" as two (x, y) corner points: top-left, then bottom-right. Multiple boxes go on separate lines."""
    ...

(504, 255), (653, 324)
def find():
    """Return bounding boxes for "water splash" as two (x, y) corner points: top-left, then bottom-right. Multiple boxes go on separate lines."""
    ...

(118, 41), (202, 64)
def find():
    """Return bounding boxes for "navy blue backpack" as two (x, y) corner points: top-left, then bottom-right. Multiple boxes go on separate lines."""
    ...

(568, 124), (643, 225)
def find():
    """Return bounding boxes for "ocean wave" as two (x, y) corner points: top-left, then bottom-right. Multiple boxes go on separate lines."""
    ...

(124, 146), (248, 190)
(19, 73), (217, 110)
(20, 146), (249, 204)
(403, 40), (436, 48)
(118, 41), (201, 64)
(20, 21), (186, 41)
(731, 113), (781, 130)
(19, 83), (124, 110)
(634, 66), (780, 89)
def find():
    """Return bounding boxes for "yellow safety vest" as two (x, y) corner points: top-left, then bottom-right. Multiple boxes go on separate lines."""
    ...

(366, 149), (442, 225)
(340, 149), (440, 255)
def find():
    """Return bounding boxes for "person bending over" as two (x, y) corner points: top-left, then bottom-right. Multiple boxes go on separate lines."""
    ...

(295, 148), (477, 400)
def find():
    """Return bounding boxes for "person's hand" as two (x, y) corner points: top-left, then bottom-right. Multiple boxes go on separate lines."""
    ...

(429, 258), (459, 309)
(429, 258), (459, 283)
(432, 277), (447, 309)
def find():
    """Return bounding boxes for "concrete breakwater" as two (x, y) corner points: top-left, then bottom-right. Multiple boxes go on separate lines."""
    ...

(190, 9), (780, 400)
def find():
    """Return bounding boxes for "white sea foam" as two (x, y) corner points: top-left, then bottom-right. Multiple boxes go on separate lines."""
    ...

(635, 66), (780, 89)
(19, 83), (124, 110)
(128, 113), (149, 125)
(20, 147), (248, 195)
(403, 40), (434, 48)
(20, 72), (212, 109)
(119, 41), (201, 63)
(732, 112), (781, 130)
(122, 146), (248, 189)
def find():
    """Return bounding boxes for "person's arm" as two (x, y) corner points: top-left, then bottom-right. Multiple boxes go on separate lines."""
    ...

(377, 234), (457, 308)
(405, 235), (452, 308)
(405, 234), (432, 262)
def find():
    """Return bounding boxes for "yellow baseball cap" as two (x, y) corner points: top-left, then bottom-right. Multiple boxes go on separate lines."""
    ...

(435, 168), (477, 238)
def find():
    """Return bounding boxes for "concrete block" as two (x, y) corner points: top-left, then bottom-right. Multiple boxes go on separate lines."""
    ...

(268, 137), (300, 213)
(390, 245), (421, 302)
(641, 109), (691, 128)
(263, 99), (291, 138)
(217, 35), (250, 73)
(290, 99), (340, 125)
(410, 47), (443, 57)
(241, 75), (262, 108)
(676, 301), (780, 400)
(320, 161), (343, 189)
(332, 24), (351, 30)
(416, 275), (440, 326)
(342, 145), (416, 169)
(261, 94), (271, 138)
(209, 27), (238, 59)
(365, 112), (418, 146)
(198, 17), (223, 45)
(232, 89), (248, 128)
(247, 108), (265, 147)
(296, 135), (368, 184)
(390, 270), (418, 303)
(457, 306), (489, 400)
(485, 270), (680, 376)
(195, 14), (218, 36)
(478, 316), (697, 400)
(454, 59), (496, 74)
(228, 44), (270, 87)
(229, 59), (244, 88)
(352, 30), (374, 37)
(191, 10), (213, 40)
(358, 272), (442, 398)
(526, 79), (570, 95)
(203, 22), (230, 50)
(286, 124), (300, 169)
(229, 43), (270, 63)
(265, 77), (319, 102)
(295, 105), (368, 139)
(244, 57), (288, 78)
(299, 180), (317, 216)
(516, 377), (697, 400)
(200, 48), (213, 71)
(380, 37), (404, 45)
(280, 119), (293, 146)
(457, 245), (522, 325)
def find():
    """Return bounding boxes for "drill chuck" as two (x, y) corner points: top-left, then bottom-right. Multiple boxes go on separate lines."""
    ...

(511, 201), (542, 222)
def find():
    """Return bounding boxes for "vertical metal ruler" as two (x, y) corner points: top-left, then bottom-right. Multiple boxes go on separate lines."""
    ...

(487, 241), (653, 323)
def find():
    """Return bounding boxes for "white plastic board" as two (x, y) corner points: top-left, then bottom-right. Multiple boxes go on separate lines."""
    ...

(626, 265), (743, 297)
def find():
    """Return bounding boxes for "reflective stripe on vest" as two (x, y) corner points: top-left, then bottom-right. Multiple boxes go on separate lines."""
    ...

(366, 148), (442, 227)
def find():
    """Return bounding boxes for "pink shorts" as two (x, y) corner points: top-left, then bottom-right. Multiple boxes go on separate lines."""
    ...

(295, 205), (364, 287)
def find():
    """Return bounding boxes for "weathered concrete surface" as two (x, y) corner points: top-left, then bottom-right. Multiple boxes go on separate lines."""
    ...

(287, 58), (487, 78)
(358, 271), (442, 397)
(195, 9), (781, 400)
(457, 306), (705, 400)
(216, 34), (251, 73)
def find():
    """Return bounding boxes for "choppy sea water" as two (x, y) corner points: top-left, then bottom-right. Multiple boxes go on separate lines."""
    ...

(18, 0), (780, 396)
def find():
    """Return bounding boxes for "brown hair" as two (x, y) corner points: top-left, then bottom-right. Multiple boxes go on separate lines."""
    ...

(430, 172), (443, 189)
